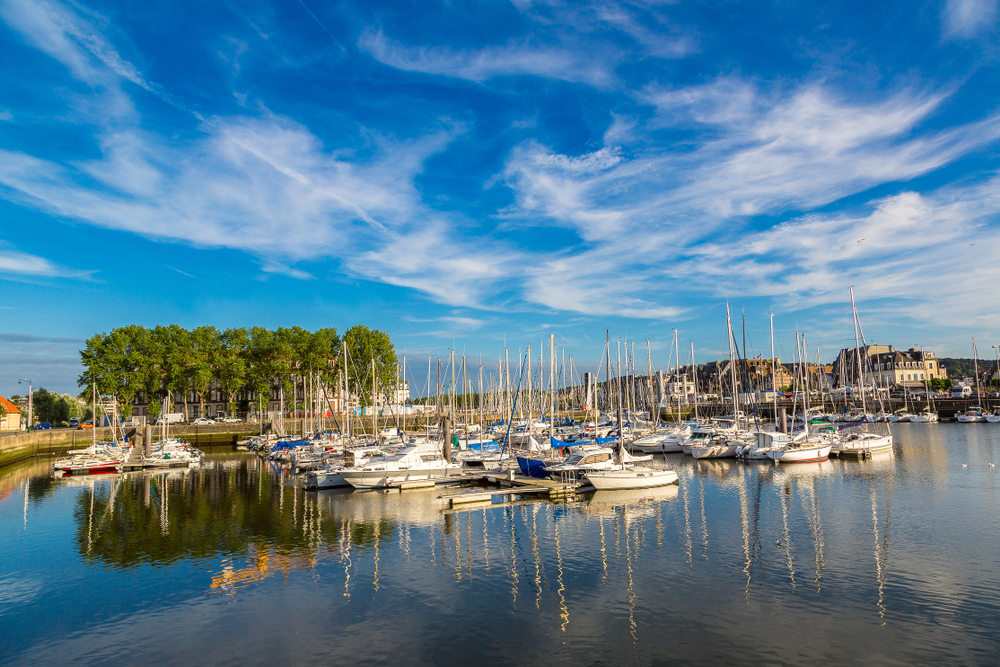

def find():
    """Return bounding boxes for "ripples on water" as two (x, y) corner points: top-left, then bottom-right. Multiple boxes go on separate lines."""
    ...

(2, 423), (999, 666)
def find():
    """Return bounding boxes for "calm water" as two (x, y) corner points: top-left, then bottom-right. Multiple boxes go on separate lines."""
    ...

(2, 424), (1000, 666)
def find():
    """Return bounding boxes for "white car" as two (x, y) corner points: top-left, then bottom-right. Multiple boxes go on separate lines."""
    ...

(220, 416), (241, 424)
(191, 417), (216, 425)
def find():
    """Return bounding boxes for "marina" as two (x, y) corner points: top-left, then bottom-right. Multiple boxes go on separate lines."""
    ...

(2, 422), (1000, 665)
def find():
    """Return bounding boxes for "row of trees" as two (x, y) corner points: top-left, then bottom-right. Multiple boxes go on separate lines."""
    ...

(78, 324), (397, 419)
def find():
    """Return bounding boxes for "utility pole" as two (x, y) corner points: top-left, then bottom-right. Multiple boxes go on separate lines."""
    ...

(18, 379), (33, 430)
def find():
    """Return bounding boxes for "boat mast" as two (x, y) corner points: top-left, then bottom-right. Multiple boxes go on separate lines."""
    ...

(402, 355), (406, 436)
(550, 334), (556, 438)
(691, 341), (699, 423)
(646, 340), (656, 433)
(616, 339), (624, 459)
(770, 312), (777, 428)
(674, 329), (681, 425)
(973, 337), (982, 404)
(849, 287), (869, 420)
(920, 345), (932, 413)
(343, 341), (350, 438)
(605, 330), (612, 427)
(726, 303), (740, 427)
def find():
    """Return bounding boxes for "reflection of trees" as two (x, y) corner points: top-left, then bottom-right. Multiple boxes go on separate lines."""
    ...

(73, 457), (395, 568)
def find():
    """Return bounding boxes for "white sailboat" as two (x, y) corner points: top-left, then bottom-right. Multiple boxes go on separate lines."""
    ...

(586, 466), (678, 490)
(833, 288), (893, 459)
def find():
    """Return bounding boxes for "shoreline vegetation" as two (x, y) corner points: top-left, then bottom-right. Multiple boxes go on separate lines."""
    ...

(78, 324), (396, 420)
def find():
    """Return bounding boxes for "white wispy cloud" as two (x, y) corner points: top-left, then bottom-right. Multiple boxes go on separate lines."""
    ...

(359, 30), (617, 87)
(0, 0), (199, 118)
(498, 80), (1000, 318)
(670, 177), (1000, 327)
(942, 0), (999, 38)
(0, 247), (91, 279)
(2, 0), (998, 331)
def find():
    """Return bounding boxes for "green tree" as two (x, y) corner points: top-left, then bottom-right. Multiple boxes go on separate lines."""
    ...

(158, 324), (193, 420)
(930, 377), (953, 392)
(35, 388), (54, 424)
(343, 325), (396, 407)
(215, 327), (249, 414)
(190, 326), (220, 418)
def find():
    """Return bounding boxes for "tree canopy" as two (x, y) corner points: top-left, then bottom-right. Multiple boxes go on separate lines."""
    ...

(77, 325), (401, 415)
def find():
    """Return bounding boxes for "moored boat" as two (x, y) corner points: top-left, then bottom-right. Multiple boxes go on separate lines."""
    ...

(585, 466), (678, 490)
(338, 444), (462, 489)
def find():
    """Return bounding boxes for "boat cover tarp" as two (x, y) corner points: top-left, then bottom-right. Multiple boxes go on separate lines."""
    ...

(550, 436), (592, 448)
(517, 457), (551, 478)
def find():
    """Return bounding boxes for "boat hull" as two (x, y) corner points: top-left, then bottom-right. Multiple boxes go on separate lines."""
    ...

(767, 444), (832, 463)
(305, 471), (349, 489)
(586, 469), (678, 490)
(691, 443), (738, 459)
(339, 466), (461, 489)
(56, 463), (122, 475)
(957, 415), (988, 423)
(834, 434), (893, 458)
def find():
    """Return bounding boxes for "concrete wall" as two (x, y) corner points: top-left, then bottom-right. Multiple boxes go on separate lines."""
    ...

(0, 424), (262, 469)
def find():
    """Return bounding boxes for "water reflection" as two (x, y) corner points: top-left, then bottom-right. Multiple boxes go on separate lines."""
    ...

(2, 426), (1000, 666)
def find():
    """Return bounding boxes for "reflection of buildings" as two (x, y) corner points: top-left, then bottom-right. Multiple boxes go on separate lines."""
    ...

(210, 547), (319, 593)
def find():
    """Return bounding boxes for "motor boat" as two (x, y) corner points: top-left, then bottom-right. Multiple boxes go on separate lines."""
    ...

(338, 444), (462, 489)
(543, 447), (618, 480)
(691, 430), (754, 460)
(736, 431), (792, 461)
(629, 425), (691, 454)
(305, 446), (385, 489)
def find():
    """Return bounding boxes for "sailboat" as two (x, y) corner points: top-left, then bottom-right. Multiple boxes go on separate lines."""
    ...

(833, 289), (893, 458)
(52, 385), (131, 476)
(764, 331), (832, 463)
(692, 305), (753, 459)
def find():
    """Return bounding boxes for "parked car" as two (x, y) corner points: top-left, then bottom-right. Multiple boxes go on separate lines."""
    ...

(220, 416), (241, 424)
(34, 422), (52, 430)
(77, 420), (94, 430)
(69, 417), (80, 427)
(191, 417), (216, 426)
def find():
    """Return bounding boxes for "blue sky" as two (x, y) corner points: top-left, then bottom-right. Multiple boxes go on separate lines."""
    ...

(1, 0), (999, 397)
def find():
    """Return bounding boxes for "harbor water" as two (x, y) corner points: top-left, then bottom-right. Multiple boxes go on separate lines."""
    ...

(2, 423), (999, 665)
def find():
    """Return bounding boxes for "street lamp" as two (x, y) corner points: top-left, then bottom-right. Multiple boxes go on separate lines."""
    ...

(992, 345), (999, 394)
(18, 379), (32, 430)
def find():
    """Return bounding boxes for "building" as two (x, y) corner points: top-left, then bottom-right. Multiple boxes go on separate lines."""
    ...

(834, 345), (945, 389)
(0, 396), (22, 431)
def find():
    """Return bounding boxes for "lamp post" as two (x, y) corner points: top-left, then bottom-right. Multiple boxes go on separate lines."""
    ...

(992, 345), (999, 398)
(18, 379), (33, 430)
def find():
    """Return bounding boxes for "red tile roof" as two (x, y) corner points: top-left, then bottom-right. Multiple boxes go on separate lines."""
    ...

(0, 396), (22, 414)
